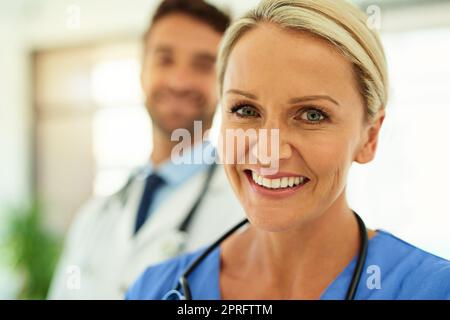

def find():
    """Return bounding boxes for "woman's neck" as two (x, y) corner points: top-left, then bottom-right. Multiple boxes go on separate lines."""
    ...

(221, 193), (373, 299)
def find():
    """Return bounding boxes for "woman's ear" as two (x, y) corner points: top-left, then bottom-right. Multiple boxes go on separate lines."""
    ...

(355, 109), (386, 164)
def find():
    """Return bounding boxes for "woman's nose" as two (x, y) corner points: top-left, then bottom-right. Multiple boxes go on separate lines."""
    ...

(278, 141), (293, 160)
(249, 128), (292, 173)
(257, 121), (293, 161)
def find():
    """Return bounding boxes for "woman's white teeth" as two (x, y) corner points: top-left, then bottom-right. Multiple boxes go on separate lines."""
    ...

(251, 171), (306, 189)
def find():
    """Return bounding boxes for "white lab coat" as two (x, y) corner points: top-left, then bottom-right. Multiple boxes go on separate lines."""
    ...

(48, 164), (245, 299)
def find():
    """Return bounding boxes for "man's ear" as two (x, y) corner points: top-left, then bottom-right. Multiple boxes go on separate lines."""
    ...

(355, 109), (386, 164)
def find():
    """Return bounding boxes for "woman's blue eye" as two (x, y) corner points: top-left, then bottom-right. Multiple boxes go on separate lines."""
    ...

(301, 109), (325, 122)
(233, 105), (259, 117)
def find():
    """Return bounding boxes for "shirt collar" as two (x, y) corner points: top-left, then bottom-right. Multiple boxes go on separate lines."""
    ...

(145, 141), (215, 187)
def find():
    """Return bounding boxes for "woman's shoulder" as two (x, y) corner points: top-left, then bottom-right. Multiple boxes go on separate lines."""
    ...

(366, 230), (450, 299)
(374, 230), (450, 270)
(125, 247), (208, 300)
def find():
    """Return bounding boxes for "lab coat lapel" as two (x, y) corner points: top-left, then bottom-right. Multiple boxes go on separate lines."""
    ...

(115, 174), (146, 250)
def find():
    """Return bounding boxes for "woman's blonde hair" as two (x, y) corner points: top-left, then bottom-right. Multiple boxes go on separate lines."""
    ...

(217, 0), (388, 121)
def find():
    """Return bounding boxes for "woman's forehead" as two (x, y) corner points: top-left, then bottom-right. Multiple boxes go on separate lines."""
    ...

(223, 25), (357, 101)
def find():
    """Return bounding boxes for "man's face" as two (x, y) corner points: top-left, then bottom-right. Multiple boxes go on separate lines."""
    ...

(142, 13), (222, 136)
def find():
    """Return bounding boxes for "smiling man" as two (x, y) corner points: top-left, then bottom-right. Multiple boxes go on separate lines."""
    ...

(48, 0), (244, 299)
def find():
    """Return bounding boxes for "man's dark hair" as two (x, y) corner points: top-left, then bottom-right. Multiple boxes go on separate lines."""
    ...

(145, 0), (231, 39)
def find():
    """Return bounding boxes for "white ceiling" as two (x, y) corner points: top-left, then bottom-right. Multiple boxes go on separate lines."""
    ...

(1, 0), (449, 49)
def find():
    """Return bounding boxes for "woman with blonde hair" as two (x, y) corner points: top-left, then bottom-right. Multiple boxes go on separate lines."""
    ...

(127, 0), (450, 299)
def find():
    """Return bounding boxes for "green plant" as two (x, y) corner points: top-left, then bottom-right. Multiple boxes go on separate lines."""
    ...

(4, 201), (62, 299)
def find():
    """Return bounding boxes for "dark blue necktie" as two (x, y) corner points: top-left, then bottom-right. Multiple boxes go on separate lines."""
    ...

(134, 173), (166, 234)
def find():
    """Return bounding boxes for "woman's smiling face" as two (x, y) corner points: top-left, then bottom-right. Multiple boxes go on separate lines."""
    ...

(220, 24), (383, 232)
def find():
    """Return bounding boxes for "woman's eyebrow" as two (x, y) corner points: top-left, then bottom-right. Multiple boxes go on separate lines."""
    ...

(289, 95), (340, 107)
(225, 89), (258, 100)
(226, 89), (339, 107)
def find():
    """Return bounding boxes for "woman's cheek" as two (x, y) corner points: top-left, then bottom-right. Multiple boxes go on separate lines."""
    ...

(222, 163), (240, 196)
(219, 131), (249, 167)
(219, 128), (249, 196)
(311, 139), (354, 194)
(297, 134), (348, 180)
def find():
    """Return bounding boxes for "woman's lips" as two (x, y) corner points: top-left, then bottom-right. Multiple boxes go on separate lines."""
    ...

(243, 169), (309, 198)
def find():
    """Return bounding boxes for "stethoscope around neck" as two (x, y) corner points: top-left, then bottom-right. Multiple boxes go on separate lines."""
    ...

(163, 210), (369, 300)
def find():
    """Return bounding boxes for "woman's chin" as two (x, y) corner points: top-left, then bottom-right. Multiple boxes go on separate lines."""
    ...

(244, 208), (310, 233)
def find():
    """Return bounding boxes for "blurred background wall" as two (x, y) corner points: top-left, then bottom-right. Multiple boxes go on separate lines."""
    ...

(0, 0), (449, 298)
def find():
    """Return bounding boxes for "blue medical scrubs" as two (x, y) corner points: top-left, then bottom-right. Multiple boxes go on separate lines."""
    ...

(125, 230), (450, 299)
